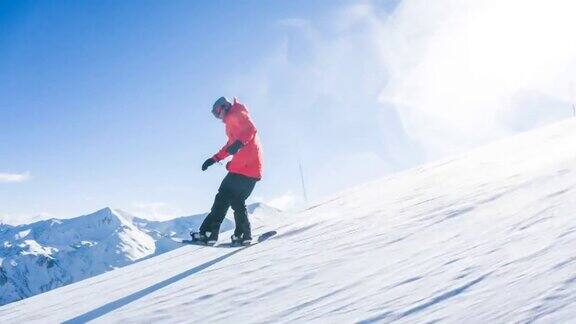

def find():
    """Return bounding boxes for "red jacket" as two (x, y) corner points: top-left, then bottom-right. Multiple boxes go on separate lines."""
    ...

(213, 98), (263, 180)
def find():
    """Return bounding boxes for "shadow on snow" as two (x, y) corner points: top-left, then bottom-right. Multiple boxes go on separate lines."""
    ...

(63, 231), (277, 324)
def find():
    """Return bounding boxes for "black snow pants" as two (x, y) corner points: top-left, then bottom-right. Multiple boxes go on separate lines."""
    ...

(199, 172), (258, 239)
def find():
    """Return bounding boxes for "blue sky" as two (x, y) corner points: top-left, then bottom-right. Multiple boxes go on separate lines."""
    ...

(0, 0), (402, 221)
(2, 0), (575, 223)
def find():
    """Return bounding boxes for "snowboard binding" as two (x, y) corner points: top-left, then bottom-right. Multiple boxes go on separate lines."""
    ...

(190, 231), (217, 246)
(230, 234), (252, 246)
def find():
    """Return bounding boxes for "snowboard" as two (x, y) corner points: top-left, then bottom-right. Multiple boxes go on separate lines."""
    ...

(180, 230), (277, 248)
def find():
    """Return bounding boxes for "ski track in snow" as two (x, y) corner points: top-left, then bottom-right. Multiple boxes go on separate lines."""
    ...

(1, 119), (576, 322)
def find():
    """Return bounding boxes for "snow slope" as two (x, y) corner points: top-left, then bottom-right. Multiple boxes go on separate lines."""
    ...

(0, 203), (278, 306)
(2, 119), (576, 323)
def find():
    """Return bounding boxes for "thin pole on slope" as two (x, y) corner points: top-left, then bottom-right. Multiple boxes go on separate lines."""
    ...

(571, 81), (576, 117)
(299, 159), (309, 206)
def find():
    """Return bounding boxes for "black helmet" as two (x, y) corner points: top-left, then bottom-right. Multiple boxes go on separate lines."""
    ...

(212, 96), (231, 118)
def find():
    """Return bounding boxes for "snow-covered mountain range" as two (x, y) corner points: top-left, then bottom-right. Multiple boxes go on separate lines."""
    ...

(1, 119), (576, 322)
(0, 203), (280, 306)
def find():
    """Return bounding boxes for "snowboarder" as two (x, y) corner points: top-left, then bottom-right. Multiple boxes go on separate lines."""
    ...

(191, 97), (263, 246)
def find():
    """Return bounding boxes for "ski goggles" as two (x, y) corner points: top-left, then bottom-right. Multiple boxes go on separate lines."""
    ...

(212, 105), (225, 118)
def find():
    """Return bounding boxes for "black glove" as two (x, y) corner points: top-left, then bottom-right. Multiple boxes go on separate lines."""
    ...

(202, 158), (216, 171)
(226, 140), (244, 155)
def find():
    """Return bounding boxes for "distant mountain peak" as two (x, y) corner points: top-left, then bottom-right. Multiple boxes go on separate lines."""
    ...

(91, 207), (115, 218)
(77, 207), (128, 227)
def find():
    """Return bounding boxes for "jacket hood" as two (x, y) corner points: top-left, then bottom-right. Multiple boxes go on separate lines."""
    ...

(229, 98), (248, 115)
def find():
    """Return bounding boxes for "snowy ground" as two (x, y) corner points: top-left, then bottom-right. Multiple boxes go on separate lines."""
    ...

(0, 203), (279, 306)
(1, 119), (576, 323)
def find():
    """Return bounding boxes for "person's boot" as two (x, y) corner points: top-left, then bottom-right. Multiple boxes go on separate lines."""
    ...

(190, 232), (207, 244)
(231, 233), (252, 246)
(190, 231), (218, 245)
(241, 233), (252, 245)
(205, 230), (218, 245)
(240, 224), (252, 245)
(230, 234), (242, 246)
